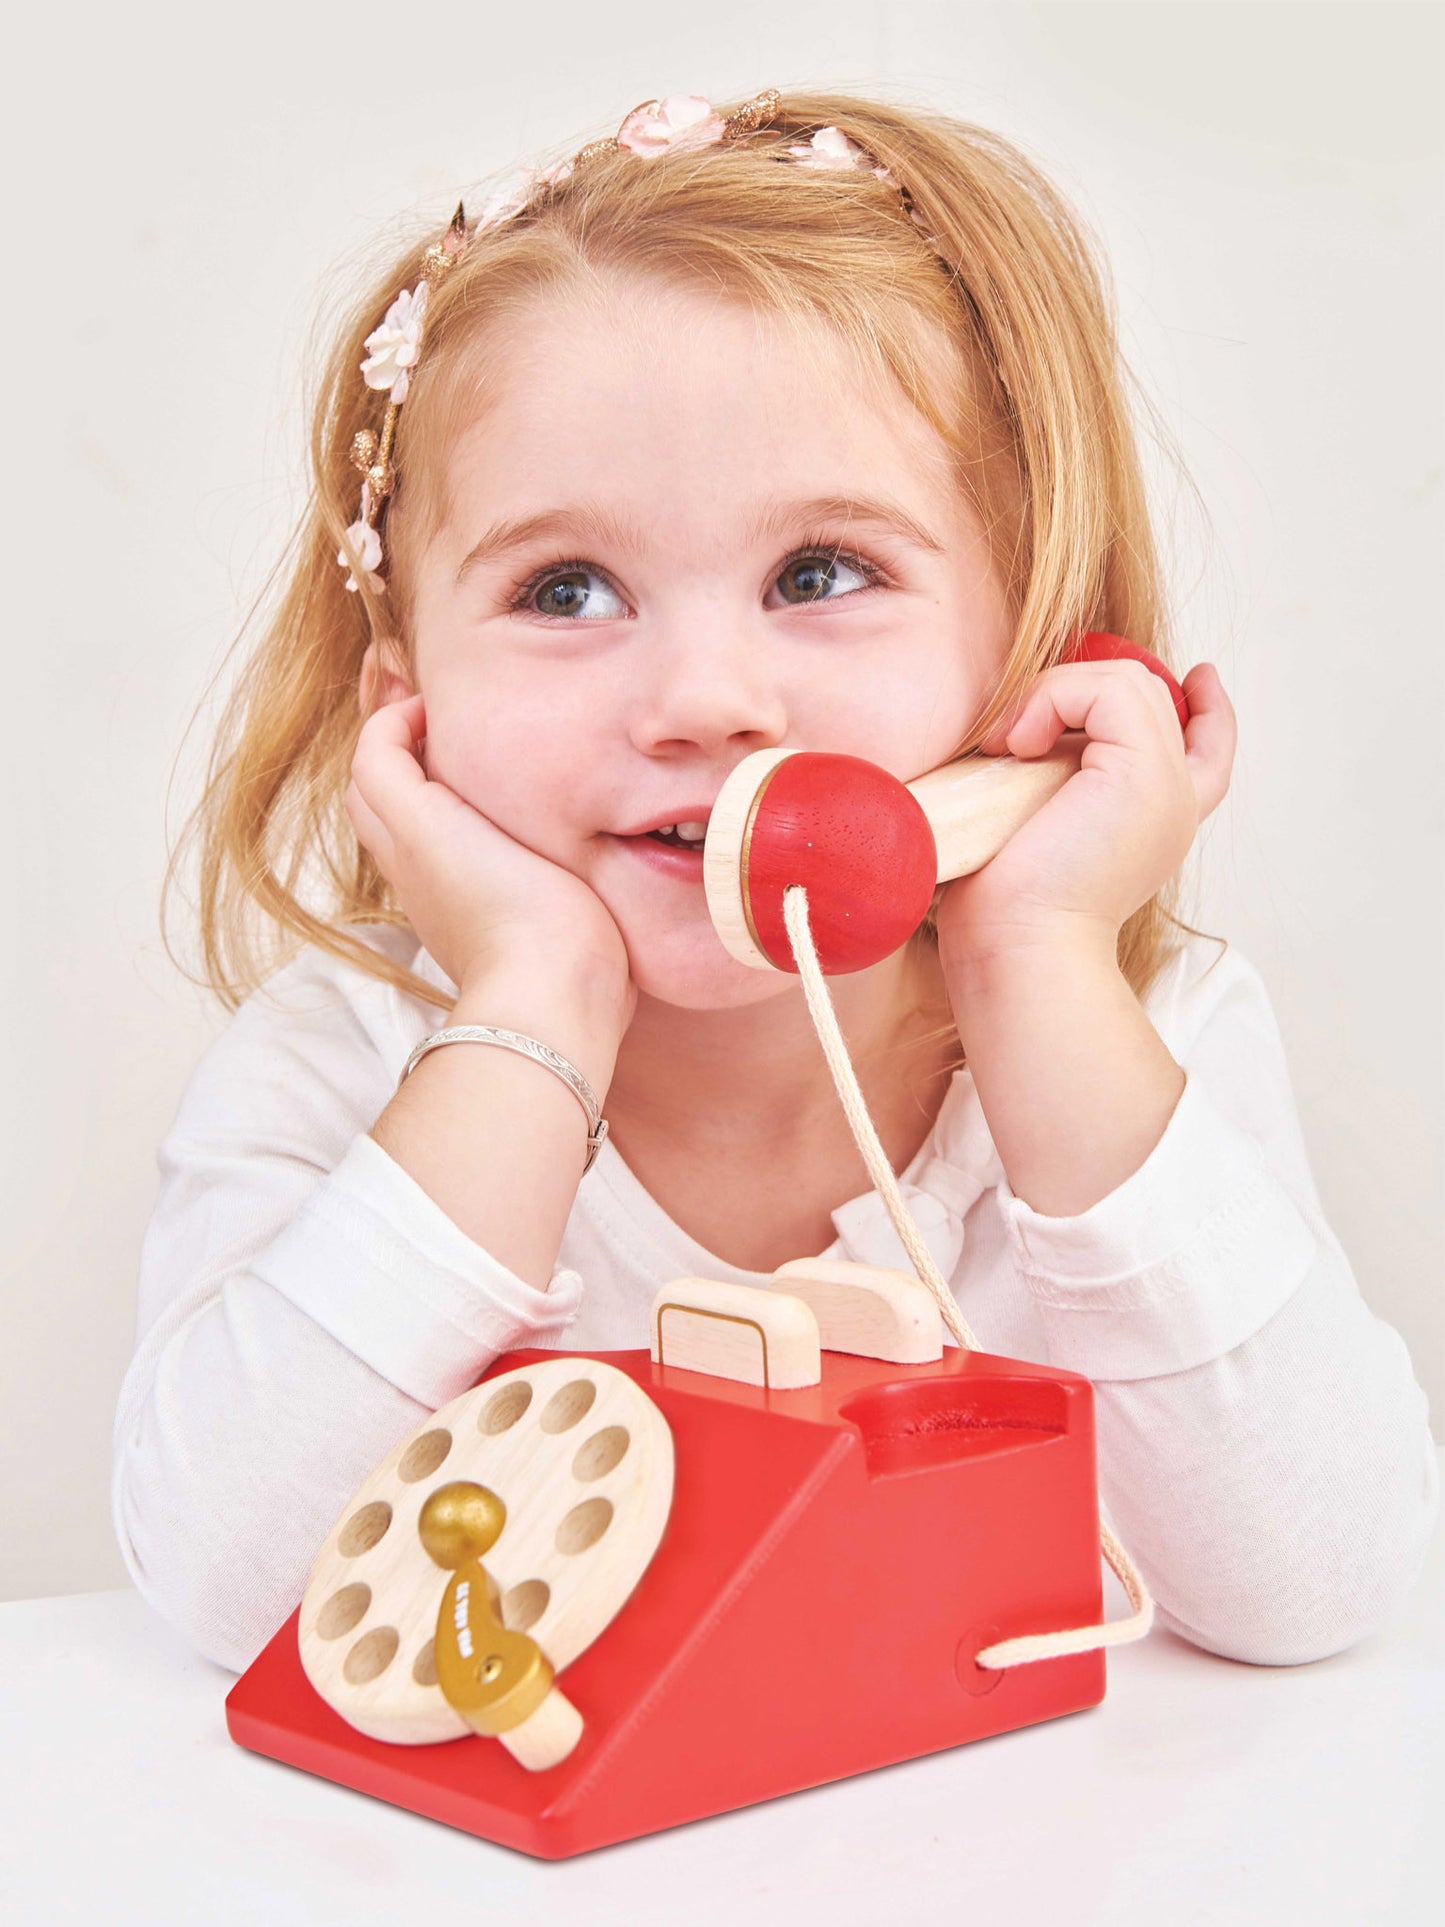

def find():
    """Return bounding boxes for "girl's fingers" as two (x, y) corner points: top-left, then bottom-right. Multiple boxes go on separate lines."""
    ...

(1180, 663), (1237, 820)
(345, 775), (390, 856)
(350, 694), (429, 826)
(358, 691), (426, 757)
(979, 658), (1178, 759)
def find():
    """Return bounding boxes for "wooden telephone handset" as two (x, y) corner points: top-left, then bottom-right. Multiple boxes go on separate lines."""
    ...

(703, 632), (1190, 974)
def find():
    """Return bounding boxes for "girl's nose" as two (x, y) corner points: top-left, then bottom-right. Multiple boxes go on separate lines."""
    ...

(626, 624), (789, 759)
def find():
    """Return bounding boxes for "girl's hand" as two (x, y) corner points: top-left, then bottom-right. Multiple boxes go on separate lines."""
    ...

(346, 693), (636, 1016)
(934, 659), (1236, 967)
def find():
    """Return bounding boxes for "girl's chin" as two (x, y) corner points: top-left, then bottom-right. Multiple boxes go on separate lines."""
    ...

(588, 840), (789, 1007)
(629, 945), (779, 1009)
(613, 918), (787, 1011)
(632, 970), (787, 1013)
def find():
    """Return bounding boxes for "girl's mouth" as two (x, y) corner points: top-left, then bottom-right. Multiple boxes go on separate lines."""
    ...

(613, 830), (707, 878)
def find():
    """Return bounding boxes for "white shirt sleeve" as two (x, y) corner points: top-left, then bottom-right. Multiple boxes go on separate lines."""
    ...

(111, 937), (584, 1673)
(995, 938), (1440, 1665)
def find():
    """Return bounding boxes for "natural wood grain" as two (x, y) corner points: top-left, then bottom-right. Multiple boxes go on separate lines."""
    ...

(769, 1257), (943, 1363)
(702, 746), (797, 971)
(299, 1359), (674, 1754)
(905, 737), (1085, 881)
(650, 1277), (822, 1388)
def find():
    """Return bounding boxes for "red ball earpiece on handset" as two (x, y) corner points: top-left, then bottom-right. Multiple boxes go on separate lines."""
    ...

(702, 633), (1189, 976)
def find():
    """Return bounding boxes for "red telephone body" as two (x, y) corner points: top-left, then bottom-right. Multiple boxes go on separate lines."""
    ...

(227, 1342), (1106, 1860)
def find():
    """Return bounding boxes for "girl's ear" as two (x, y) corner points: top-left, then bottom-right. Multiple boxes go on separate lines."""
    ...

(358, 637), (416, 715)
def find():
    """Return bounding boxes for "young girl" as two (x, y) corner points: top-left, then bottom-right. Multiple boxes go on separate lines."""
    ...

(114, 87), (1436, 1676)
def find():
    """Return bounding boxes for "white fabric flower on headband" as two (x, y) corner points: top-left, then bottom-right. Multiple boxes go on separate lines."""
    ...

(470, 158), (574, 237)
(472, 169), (537, 233)
(617, 94), (727, 157)
(787, 125), (899, 188)
(360, 282), (430, 404)
(338, 483), (384, 595)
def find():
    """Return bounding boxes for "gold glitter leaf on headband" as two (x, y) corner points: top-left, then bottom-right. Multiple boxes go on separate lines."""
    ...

(423, 201), (470, 280)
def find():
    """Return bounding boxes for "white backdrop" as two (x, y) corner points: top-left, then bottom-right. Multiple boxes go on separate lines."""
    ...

(5, 2), (1441, 1600)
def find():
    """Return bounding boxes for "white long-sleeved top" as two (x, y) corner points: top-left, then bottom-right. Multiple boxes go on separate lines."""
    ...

(112, 922), (1438, 1674)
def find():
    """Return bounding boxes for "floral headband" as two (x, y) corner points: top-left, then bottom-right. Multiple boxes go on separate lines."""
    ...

(337, 88), (937, 595)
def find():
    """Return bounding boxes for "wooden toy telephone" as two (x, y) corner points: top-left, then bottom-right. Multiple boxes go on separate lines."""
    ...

(226, 632), (1182, 1858)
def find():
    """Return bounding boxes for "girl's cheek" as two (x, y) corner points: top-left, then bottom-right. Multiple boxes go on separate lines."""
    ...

(429, 708), (582, 835)
(415, 699), (502, 807)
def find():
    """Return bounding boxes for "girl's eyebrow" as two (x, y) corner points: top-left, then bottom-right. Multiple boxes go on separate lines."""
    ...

(453, 494), (946, 586)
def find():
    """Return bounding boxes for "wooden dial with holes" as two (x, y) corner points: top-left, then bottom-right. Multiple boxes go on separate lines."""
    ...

(299, 1357), (675, 1748)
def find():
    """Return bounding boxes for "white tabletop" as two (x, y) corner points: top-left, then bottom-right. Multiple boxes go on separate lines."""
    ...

(2, 1516), (1441, 1926)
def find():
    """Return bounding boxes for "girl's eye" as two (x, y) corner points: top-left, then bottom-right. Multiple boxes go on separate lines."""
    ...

(513, 563), (627, 622)
(507, 540), (886, 623)
(766, 547), (880, 607)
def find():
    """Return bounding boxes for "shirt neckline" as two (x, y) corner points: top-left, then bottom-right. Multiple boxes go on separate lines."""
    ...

(397, 935), (988, 1284)
(585, 1068), (975, 1287)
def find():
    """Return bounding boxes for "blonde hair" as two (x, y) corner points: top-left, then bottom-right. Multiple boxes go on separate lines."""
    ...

(166, 86), (1220, 1045)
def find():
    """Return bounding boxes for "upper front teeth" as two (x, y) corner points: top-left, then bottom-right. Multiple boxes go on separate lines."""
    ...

(659, 821), (708, 839)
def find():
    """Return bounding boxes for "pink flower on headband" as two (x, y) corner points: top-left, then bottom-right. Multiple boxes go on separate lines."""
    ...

(360, 282), (429, 404)
(617, 94), (726, 157)
(338, 484), (384, 595)
(787, 125), (898, 188)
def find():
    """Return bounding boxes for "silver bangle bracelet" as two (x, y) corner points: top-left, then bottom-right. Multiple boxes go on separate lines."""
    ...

(398, 1025), (609, 1176)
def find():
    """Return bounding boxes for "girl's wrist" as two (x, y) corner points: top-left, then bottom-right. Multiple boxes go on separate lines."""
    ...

(449, 957), (631, 1092)
(939, 926), (1182, 1216)
(939, 912), (1121, 993)
(944, 934), (1124, 1071)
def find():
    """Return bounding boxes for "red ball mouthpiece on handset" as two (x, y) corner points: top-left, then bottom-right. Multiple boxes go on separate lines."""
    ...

(702, 633), (1189, 976)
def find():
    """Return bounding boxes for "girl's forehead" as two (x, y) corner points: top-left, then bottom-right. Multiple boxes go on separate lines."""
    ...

(442, 282), (959, 514)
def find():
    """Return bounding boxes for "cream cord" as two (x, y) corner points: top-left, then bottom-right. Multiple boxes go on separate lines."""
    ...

(782, 885), (1153, 1669)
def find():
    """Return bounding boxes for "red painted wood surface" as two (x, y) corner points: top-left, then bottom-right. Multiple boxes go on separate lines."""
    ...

(228, 1344), (1108, 1859)
(744, 751), (938, 973)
